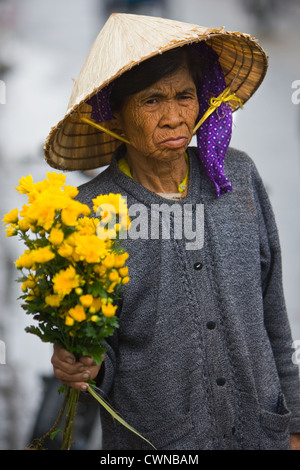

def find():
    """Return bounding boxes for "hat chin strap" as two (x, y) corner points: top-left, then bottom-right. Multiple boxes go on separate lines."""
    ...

(193, 86), (243, 135)
(79, 114), (131, 145)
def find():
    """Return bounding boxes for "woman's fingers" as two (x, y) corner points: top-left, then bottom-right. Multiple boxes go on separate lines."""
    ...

(54, 364), (91, 382)
(79, 355), (104, 380)
(56, 371), (91, 392)
(65, 381), (91, 392)
(52, 343), (75, 364)
(51, 344), (101, 391)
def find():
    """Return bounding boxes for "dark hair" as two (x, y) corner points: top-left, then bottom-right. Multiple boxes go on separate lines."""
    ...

(109, 44), (205, 112)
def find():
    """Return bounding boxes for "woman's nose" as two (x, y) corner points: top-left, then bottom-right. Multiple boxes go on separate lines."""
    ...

(159, 101), (183, 128)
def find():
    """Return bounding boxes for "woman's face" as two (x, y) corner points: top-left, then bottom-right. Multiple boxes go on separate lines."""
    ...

(114, 66), (199, 163)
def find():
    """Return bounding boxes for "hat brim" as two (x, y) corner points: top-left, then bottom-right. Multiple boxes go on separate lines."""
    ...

(44, 14), (268, 171)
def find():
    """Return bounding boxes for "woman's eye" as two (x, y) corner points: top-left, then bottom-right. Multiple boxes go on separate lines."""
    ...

(179, 94), (192, 101)
(145, 98), (158, 105)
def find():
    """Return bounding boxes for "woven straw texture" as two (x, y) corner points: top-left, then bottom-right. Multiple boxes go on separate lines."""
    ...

(44, 13), (268, 171)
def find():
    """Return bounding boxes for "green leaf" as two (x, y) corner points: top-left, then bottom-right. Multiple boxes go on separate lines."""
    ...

(83, 346), (106, 365)
(83, 322), (98, 339)
(58, 385), (66, 394)
(91, 351), (105, 366)
(87, 385), (156, 449)
(50, 428), (63, 440)
(88, 282), (106, 297)
(25, 325), (44, 341)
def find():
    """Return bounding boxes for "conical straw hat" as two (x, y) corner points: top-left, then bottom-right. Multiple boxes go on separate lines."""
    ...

(44, 13), (268, 171)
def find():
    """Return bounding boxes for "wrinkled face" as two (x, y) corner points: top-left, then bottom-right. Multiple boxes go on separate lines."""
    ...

(114, 66), (199, 163)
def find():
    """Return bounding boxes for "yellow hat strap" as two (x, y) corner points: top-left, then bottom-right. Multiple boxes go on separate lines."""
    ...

(79, 114), (131, 145)
(193, 86), (243, 135)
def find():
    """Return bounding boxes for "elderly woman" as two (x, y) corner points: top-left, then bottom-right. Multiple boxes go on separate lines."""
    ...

(46, 14), (300, 450)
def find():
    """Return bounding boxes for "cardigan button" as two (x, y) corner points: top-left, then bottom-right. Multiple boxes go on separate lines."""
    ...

(216, 377), (226, 386)
(194, 262), (203, 270)
(206, 321), (216, 330)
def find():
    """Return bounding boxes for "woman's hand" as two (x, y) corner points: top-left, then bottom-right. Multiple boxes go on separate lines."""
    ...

(51, 344), (102, 392)
(290, 434), (300, 450)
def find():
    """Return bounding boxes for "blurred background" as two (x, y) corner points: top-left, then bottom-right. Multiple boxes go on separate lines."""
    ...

(0, 0), (299, 450)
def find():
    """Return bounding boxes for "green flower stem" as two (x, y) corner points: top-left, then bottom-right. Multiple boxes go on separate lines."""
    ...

(61, 386), (80, 450)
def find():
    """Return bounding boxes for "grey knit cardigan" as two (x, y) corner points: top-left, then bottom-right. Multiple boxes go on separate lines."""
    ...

(77, 145), (300, 450)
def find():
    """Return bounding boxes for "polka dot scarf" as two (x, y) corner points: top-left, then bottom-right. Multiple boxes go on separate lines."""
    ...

(193, 42), (233, 197)
(88, 83), (114, 123)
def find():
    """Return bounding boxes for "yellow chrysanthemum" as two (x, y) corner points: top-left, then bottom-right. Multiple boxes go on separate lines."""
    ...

(89, 297), (102, 313)
(74, 234), (108, 264)
(107, 281), (118, 293)
(53, 266), (80, 297)
(26, 289), (37, 301)
(15, 250), (35, 269)
(46, 172), (66, 186)
(35, 192), (66, 227)
(49, 227), (64, 245)
(63, 185), (79, 199)
(21, 197), (55, 231)
(18, 218), (31, 232)
(93, 193), (128, 217)
(65, 315), (75, 327)
(90, 315), (100, 322)
(34, 172), (66, 194)
(21, 274), (37, 291)
(5, 226), (17, 237)
(64, 232), (77, 247)
(79, 294), (93, 307)
(77, 217), (97, 236)
(31, 246), (55, 264)
(15, 174), (35, 195)
(57, 242), (73, 259)
(119, 266), (129, 278)
(61, 200), (90, 227)
(93, 264), (107, 277)
(2, 208), (19, 225)
(102, 302), (118, 318)
(114, 252), (129, 268)
(61, 208), (79, 227)
(45, 294), (62, 307)
(19, 204), (35, 224)
(122, 276), (130, 285)
(108, 270), (119, 282)
(69, 304), (86, 322)
(102, 254), (115, 270)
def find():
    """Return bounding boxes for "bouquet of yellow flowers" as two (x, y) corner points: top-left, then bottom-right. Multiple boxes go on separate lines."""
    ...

(2, 172), (152, 449)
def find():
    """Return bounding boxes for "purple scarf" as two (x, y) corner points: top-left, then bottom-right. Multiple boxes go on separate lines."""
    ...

(193, 42), (233, 197)
(88, 42), (234, 197)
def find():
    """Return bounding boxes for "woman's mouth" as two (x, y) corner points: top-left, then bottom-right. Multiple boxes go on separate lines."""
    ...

(159, 137), (188, 149)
